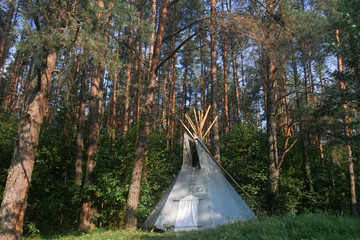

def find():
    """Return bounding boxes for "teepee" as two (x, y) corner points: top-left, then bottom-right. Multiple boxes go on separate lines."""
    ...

(144, 107), (256, 231)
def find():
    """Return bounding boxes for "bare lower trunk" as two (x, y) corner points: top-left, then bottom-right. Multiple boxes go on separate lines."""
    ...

(265, 53), (280, 214)
(79, 64), (101, 232)
(346, 144), (358, 216)
(0, 49), (57, 240)
(266, 87), (279, 214)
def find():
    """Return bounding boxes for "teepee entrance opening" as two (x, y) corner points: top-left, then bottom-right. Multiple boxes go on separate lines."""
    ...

(174, 195), (200, 231)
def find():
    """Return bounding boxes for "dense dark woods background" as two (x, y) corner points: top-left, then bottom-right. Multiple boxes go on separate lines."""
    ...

(0, 0), (359, 238)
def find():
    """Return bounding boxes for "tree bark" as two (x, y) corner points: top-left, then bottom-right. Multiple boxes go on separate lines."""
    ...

(79, 63), (101, 231)
(0, 1), (15, 68)
(0, 49), (57, 240)
(110, 47), (119, 140)
(75, 66), (88, 186)
(223, 35), (229, 132)
(291, 56), (313, 191)
(4, 50), (21, 109)
(231, 46), (241, 123)
(125, 0), (170, 230)
(170, 4), (177, 147)
(240, 49), (246, 121)
(134, 5), (144, 125)
(266, 54), (280, 214)
(20, 57), (35, 117)
(123, 0), (135, 135)
(210, 0), (220, 162)
(9, 52), (25, 110)
(336, 29), (358, 217)
(180, 33), (188, 140)
(200, 37), (206, 114)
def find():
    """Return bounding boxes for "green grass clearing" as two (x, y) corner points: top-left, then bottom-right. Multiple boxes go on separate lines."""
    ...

(24, 214), (360, 240)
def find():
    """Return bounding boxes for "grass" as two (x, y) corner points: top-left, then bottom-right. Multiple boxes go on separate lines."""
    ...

(24, 214), (360, 240)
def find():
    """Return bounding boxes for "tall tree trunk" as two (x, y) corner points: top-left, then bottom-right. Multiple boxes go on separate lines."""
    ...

(20, 57), (35, 117)
(134, 4), (144, 125)
(200, 37), (206, 114)
(123, 0), (135, 135)
(266, 53), (280, 214)
(232, 46), (241, 123)
(99, 60), (107, 126)
(240, 49), (246, 121)
(222, 0), (229, 132)
(79, 63), (102, 231)
(4, 50), (21, 109)
(210, 0), (220, 161)
(161, 69), (167, 130)
(14, 63), (28, 111)
(166, 63), (171, 149)
(170, 63), (176, 147)
(170, 4), (177, 147)
(180, 39), (188, 140)
(336, 29), (358, 217)
(0, 1), (15, 68)
(0, 55), (8, 85)
(292, 56), (313, 191)
(146, 0), (157, 85)
(0, 49), (57, 240)
(223, 36), (229, 132)
(9, 52), (25, 110)
(110, 46), (119, 140)
(75, 66), (89, 186)
(125, 0), (170, 230)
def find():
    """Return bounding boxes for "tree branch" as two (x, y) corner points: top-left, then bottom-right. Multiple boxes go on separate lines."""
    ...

(162, 16), (209, 43)
(275, 85), (314, 104)
(156, 31), (197, 72)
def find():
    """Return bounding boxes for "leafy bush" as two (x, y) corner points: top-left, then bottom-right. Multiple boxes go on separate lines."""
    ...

(220, 123), (268, 215)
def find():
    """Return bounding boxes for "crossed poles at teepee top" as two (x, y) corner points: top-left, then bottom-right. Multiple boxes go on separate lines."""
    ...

(178, 105), (218, 140)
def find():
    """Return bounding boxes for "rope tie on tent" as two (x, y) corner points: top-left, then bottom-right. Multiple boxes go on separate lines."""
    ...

(195, 137), (267, 216)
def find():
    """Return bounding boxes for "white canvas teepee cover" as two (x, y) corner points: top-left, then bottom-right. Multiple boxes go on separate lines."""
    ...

(144, 133), (256, 231)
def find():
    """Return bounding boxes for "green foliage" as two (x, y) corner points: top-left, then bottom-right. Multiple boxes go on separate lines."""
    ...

(0, 109), (17, 166)
(138, 131), (182, 225)
(220, 123), (268, 215)
(78, 127), (181, 229)
(0, 109), (18, 201)
(90, 127), (138, 228)
(24, 121), (81, 234)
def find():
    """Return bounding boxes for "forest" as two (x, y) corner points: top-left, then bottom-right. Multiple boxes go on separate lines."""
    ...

(0, 0), (359, 239)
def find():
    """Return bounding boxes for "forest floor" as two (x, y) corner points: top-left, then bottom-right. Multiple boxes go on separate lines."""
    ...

(24, 214), (360, 240)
